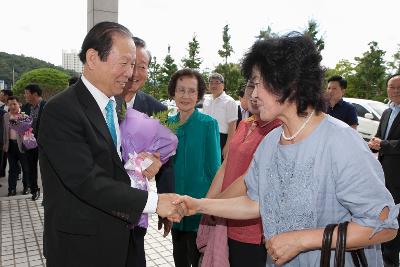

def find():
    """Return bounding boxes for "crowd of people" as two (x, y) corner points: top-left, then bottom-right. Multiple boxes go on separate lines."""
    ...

(2, 21), (399, 267)
(0, 84), (44, 200)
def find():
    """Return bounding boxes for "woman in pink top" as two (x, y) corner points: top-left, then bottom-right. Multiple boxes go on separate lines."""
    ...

(205, 82), (281, 267)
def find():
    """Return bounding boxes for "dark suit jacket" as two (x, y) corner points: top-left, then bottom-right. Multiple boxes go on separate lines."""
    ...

(236, 105), (252, 128)
(21, 100), (46, 138)
(375, 107), (400, 203)
(116, 91), (175, 194)
(38, 80), (148, 267)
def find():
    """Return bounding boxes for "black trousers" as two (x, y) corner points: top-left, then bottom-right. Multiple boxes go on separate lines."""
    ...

(7, 140), (30, 192)
(0, 150), (6, 176)
(228, 238), (267, 267)
(172, 229), (200, 267)
(25, 147), (39, 192)
(219, 133), (228, 161)
(382, 217), (400, 267)
(126, 227), (147, 267)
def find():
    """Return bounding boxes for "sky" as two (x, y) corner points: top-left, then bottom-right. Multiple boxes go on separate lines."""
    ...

(1, 0), (399, 71)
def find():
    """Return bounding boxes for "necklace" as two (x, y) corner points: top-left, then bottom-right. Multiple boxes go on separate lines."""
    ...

(281, 110), (315, 141)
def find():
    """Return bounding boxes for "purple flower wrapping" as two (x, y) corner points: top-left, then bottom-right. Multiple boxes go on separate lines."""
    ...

(120, 109), (178, 228)
(9, 114), (32, 134)
(120, 109), (178, 164)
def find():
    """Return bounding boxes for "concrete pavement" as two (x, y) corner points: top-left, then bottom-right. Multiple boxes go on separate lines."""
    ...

(0, 177), (175, 267)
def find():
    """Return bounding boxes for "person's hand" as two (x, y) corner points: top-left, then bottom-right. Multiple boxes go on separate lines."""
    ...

(158, 216), (172, 237)
(138, 152), (162, 178)
(368, 137), (381, 150)
(173, 195), (200, 217)
(156, 193), (185, 222)
(265, 231), (306, 266)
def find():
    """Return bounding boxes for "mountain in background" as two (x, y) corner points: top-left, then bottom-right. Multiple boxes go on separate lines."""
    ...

(0, 52), (78, 89)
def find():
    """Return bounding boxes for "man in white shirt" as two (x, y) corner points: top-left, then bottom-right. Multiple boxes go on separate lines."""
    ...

(203, 73), (238, 159)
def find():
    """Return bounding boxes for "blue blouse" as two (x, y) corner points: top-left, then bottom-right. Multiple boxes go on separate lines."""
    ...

(245, 115), (399, 266)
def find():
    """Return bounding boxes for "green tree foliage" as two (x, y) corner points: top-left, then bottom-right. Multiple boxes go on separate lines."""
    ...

(325, 60), (359, 97)
(303, 19), (325, 52)
(353, 41), (387, 100)
(0, 52), (78, 89)
(218, 24), (234, 64)
(157, 50), (178, 100)
(387, 44), (400, 74)
(214, 63), (245, 98)
(181, 35), (202, 69)
(13, 68), (69, 100)
(142, 56), (162, 99)
(255, 26), (278, 40)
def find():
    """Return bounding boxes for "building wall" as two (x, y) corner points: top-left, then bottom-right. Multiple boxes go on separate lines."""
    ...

(87, 0), (118, 32)
(62, 50), (83, 73)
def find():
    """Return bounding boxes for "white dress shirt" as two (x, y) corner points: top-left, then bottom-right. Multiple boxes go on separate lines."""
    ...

(202, 91), (238, 134)
(81, 75), (158, 214)
(126, 93), (137, 109)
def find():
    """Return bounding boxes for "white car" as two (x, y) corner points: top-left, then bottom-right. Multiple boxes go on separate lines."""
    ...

(343, 97), (388, 140)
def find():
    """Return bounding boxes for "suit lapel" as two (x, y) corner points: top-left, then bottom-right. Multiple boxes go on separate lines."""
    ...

(74, 82), (126, 173)
(381, 109), (391, 138)
(132, 91), (146, 113)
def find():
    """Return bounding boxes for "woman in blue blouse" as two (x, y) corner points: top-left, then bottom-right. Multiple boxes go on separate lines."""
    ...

(168, 68), (221, 267)
(176, 34), (398, 266)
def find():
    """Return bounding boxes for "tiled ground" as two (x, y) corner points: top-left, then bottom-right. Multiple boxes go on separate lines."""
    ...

(0, 182), (175, 267)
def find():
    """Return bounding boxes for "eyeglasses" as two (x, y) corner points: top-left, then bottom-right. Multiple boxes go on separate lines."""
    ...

(209, 81), (222, 85)
(175, 87), (198, 97)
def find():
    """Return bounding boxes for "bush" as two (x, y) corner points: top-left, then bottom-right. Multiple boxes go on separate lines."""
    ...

(12, 68), (69, 100)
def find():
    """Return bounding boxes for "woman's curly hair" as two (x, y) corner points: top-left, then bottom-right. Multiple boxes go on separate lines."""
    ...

(241, 32), (326, 116)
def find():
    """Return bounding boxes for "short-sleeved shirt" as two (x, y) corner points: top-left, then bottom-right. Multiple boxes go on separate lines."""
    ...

(327, 99), (358, 126)
(245, 115), (398, 266)
(202, 92), (238, 134)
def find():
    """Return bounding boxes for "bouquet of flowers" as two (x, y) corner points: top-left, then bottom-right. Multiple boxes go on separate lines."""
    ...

(9, 113), (32, 134)
(120, 108), (179, 228)
(9, 113), (38, 150)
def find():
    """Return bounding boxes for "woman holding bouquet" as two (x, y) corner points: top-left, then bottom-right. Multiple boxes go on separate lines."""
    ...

(3, 96), (30, 196)
(168, 69), (221, 267)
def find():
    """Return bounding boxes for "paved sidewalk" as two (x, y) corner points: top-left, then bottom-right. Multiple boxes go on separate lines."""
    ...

(0, 182), (175, 267)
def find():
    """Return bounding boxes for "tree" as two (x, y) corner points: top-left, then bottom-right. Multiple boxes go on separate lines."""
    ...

(387, 44), (400, 74)
(0, 52), (78, 89)
(303, 19), (325, 52)
(12, 68), (69, 100)
(214, 63), (245, 97)
(158, 46), (178, 100)
(325, 60), (359, 97)
(218, 24), (234, 65)
(181, 34), (202, 69)
(353, 41), (387, 100)
(142, 56), (162, 99)
(255, 25), (278, 40)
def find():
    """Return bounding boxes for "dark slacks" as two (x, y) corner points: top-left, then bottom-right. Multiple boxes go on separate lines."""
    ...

(228, 238), (267, 267)
(172, 229), (200, 267)
(25, 147), (39, 192)
(219, 133), (228, 161)
(382, 217), (400, 267)
(126, 227), (147, 267)
(0, 150), (6, 176)
(7, 140), (30, 192)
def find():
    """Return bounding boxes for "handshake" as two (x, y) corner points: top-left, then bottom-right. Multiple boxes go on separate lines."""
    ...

(156, 193), (199, 222)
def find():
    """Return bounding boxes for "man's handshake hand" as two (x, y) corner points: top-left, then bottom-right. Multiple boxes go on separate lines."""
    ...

(156, 194), (202, 222)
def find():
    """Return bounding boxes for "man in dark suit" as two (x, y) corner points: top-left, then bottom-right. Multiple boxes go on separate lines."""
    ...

(368, 74), (400, 267)
(116, 36), (174, 267)
(21, 84), (46, 199)
(237, 88), (252, 128)
(38, 22), (183, 267)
